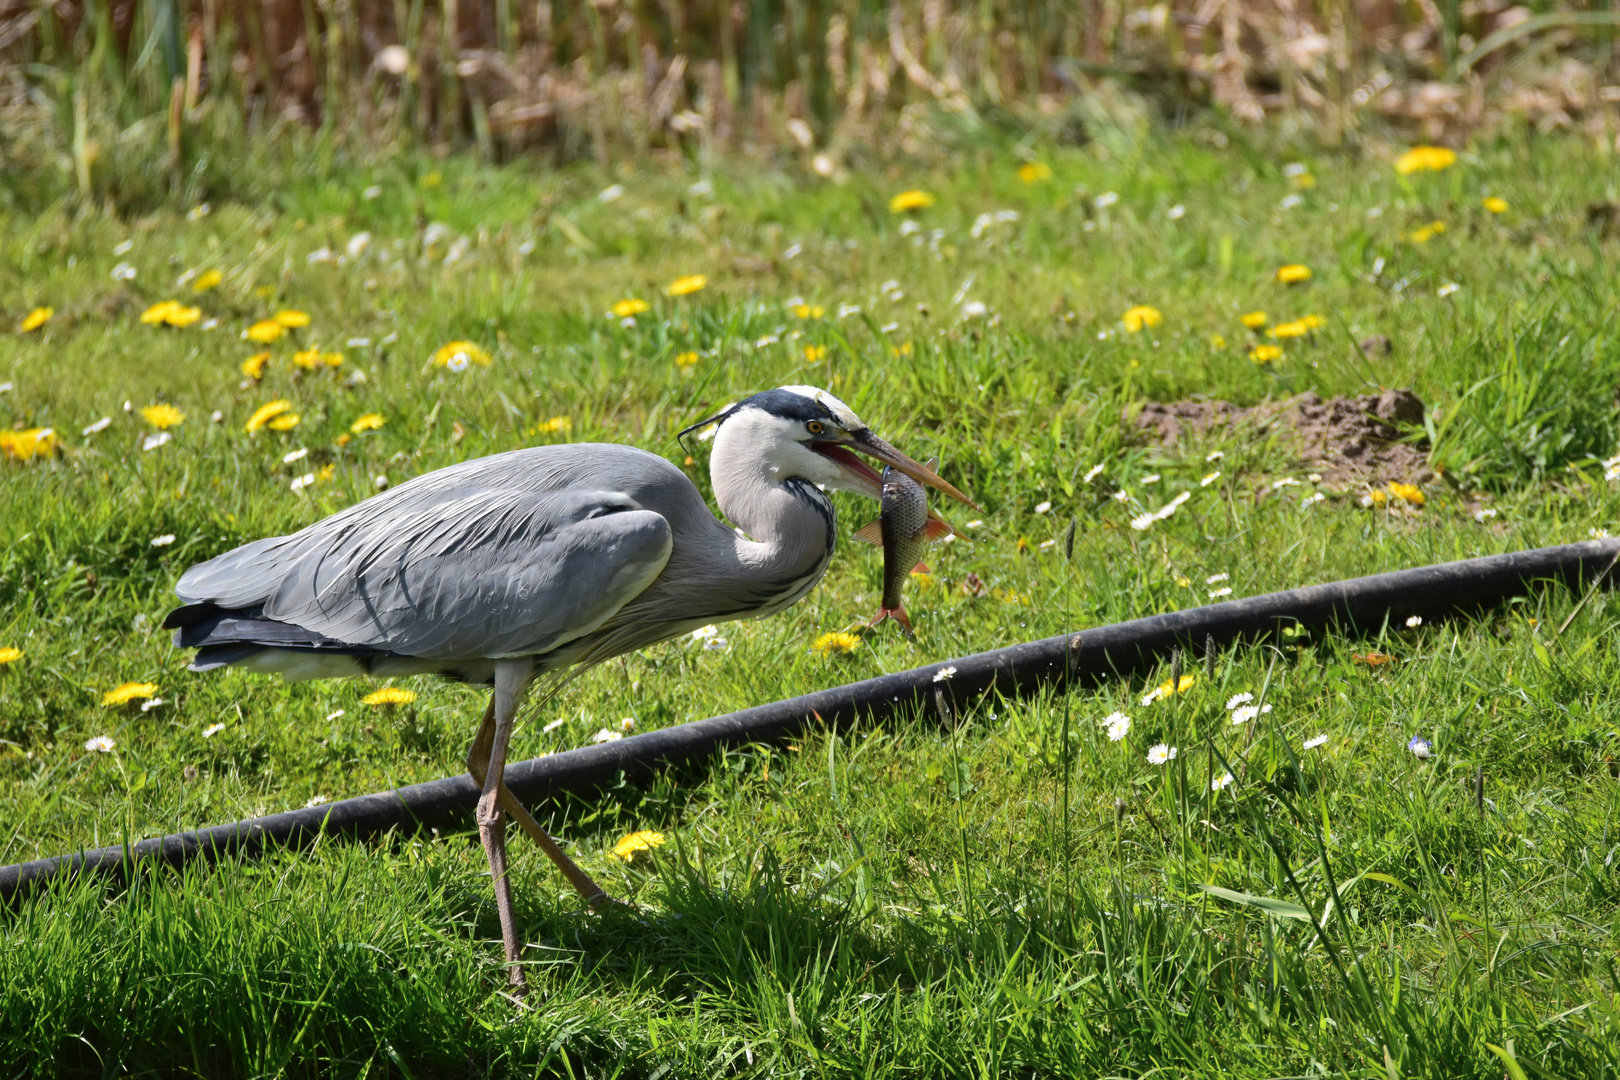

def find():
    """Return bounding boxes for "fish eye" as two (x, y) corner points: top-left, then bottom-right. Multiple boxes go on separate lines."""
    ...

(806, 420), (825, 435)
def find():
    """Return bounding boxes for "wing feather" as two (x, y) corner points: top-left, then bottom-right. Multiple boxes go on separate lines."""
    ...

(177, 468), (673, 660)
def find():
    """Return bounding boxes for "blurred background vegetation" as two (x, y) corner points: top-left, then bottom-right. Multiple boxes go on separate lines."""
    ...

(3, 0), (1620, 211)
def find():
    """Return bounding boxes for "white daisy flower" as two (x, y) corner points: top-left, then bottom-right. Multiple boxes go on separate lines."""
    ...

(1103, 712), (1131, 741)
(1211, 771), (1234, 791)
(85, 735), (116, 753)
(202, 723), (226, 738)
(1147, 744), (1177, 765)
(1303, 734), (1328, 750)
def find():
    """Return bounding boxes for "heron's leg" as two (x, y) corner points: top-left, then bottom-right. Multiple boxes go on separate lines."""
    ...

(479, 658), (533, 988)
(466, 681), (614, 911)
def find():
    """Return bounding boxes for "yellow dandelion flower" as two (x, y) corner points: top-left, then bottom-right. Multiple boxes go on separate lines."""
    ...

(317, 463), (336, 482)
(1240, 311), (1268, 329)
(141, 301), (201, 328)
(1122, 305), (1163, 333)
(1395, 146), (1457, 175)
(245, 400), (292, 432)
(1276, 264), (1312, 284)
(1298, 314), (1327, 330)
(191, 269), (223, 293)
(892, 342), (913, 357)
(791, 303), (825, 320)
(1388, 482), (1425, 507)
(323, 352), (343, 368)
(0, 428), (59, 462)
(274, 309), (311, 329)
(611, 829), (666, 863)
(267, 413), (301, 432)
(811, 631), (861, 656)
(362, 686), (417, 706)
(1250, 344), (1283, 363)
(293, 348), (322, 370)
(674, 350), (701, 368)
(889, 190), (935, 213)
(431, 340), (493, 368)
(804, 344), (827, 362)
(1406, 220), (1445, 244)
(102, 681), (158, 706)
(0, 646), (23, 664)
(1270, 321), (1307, 339)
(1210, 334), (1226, 348)
(141, 301), (180, 325)
(1017, 162), (1052, 184)
(246, 319), (286, 344)
(1150, 673), (1197, 701)
(140, 404), (184, 429)
(241, 352), (271, 379)
(350, 412), (385, 434)
(666, 274), (708, 297)
(534, 416), (572, 435)
(20, 306), (53, 332)
(611, 298), (650, 318)
(1483, 197), (1509, 214)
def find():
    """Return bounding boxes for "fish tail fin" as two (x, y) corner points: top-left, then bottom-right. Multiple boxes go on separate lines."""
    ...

(869, 604), (914, 636)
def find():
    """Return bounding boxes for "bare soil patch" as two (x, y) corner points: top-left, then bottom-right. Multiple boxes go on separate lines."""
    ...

(1133, 389), (1433, 490)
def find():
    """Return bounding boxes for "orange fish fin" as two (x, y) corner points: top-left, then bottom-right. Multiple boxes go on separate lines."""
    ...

(852, 520), (883, 544)
(922, 519), (954, 541)
(911, 562), (930, 574)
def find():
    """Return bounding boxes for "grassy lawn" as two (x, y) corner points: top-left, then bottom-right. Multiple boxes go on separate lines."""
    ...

(5, 127), (1620, 1075)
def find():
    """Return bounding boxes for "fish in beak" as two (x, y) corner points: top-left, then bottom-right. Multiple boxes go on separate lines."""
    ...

(810, 429), (979, 511)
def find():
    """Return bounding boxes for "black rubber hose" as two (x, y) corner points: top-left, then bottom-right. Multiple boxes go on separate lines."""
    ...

(4, 537), (1617, 902)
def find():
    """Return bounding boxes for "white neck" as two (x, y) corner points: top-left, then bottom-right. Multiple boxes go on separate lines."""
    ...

(708, 409), (838, 599)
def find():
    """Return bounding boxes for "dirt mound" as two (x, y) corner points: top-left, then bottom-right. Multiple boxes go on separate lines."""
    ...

(1133, 389), (1432, 490)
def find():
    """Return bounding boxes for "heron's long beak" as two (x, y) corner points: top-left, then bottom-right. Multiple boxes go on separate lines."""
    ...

(812, 431), (978, 509)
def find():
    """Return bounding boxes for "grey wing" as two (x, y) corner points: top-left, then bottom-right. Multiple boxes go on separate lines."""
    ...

(176, 487), (673, 660)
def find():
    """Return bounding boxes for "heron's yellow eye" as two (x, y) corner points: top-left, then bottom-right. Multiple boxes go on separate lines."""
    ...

(807, 421), (825, 435)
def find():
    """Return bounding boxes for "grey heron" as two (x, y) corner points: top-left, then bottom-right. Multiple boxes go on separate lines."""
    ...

(163, 385), (973, 986)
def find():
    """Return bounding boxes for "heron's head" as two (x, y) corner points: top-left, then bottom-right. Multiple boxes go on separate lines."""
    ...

(683, 385), (976, 508)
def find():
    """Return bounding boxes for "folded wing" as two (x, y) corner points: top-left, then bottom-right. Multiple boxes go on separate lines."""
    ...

(173, 480), (673, 661)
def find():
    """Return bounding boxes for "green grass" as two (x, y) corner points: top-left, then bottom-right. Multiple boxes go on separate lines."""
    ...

(6, 126), (1620, 1076)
